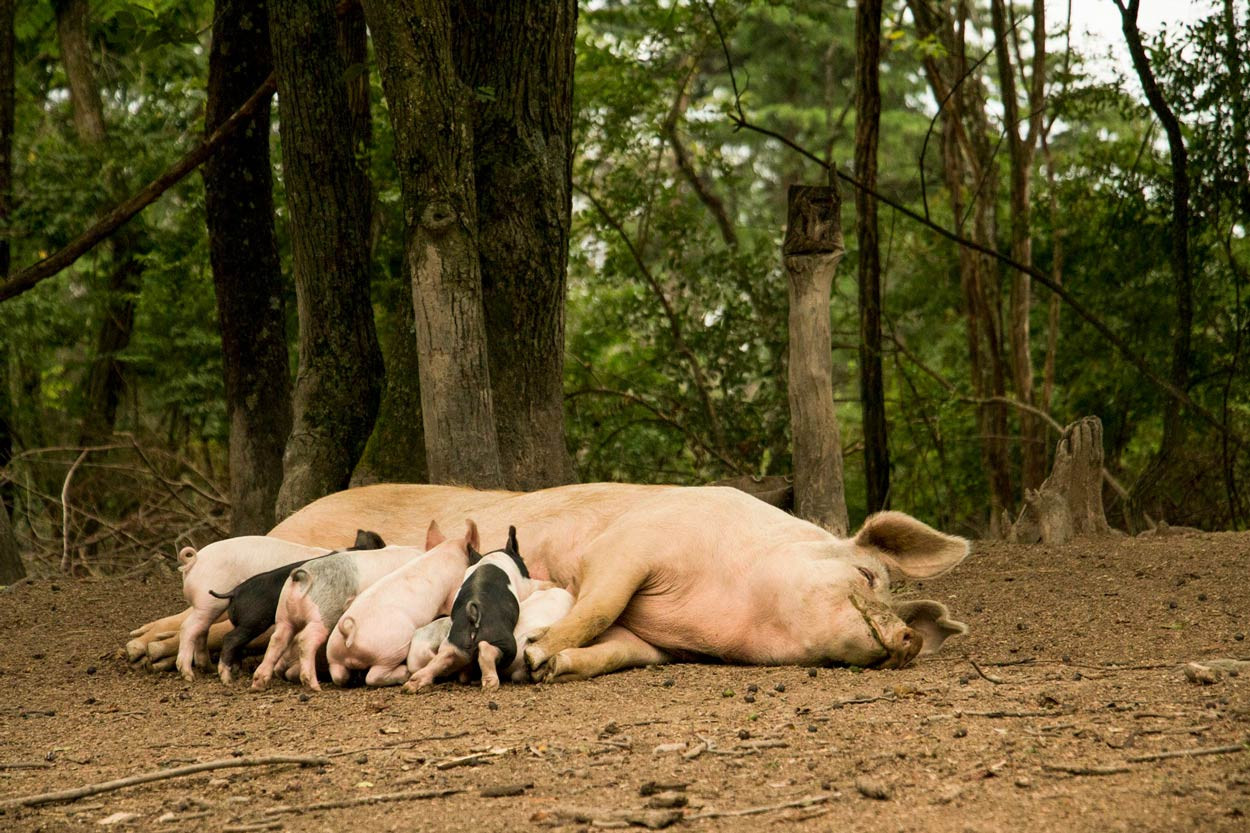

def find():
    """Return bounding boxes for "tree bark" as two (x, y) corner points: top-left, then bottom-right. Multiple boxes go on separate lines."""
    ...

(1116, 0), (1193, 520)
(53, 0), (143, 446)
(270, 0), (383, 519)
(784, 184), (849, 536)
(203, 0), (291, 535)
(910, 0), (1013, 532)
(1007, 416), (1112, 545)
(0, 0), (15, 522)
(991, 0), (1047, 492)
(362, 0), (502, 487)
(855, 0), (890, 513)
(453, 0), (576, 489)
(366, 264), (429, 483)
(0, 488), (21, 584)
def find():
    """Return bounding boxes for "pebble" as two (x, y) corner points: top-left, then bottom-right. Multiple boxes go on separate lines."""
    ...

(738, 729), (751, 740)
(298, 693), (310, 702)
(1015, 777), (1032, 789)
(488, 701), (499, 711)
(953, 727), (967, 738)
(744, 694), (756, 704)
(746, 683), (758, 693)
(662, 678), (675, 687)
(1235, 633), (1245, 642)
(807, 668), (818, 678)
(774, 683), (786, 693)
(355, 754), (369, 765)
(855, 776), (891, 800)
(86, 666), (97, 675)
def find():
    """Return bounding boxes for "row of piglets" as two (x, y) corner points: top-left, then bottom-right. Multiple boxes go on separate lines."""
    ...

(175, 518), (573, 691)
(327, 525), (574, 692)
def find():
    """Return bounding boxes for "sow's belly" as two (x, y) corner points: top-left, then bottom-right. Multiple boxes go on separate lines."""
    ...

(617, 589), (754, 662)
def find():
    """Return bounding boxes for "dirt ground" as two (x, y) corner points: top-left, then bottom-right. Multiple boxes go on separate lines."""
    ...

(1, 532), (1248, 832)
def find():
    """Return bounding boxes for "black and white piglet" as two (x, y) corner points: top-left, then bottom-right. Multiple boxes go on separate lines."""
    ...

(401, 526), (533, 691)
(209, 529), (385, 684)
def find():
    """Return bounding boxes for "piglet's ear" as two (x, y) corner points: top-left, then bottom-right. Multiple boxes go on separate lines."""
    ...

(507, 525), (519, 556)
(892, 599), (968, 655)
(855, 511), (969, 580)
(463, 518), (481, 551)
(353, 529), (385, 550)
(467, 544), (482, 565)
(425, 519), (445, 549)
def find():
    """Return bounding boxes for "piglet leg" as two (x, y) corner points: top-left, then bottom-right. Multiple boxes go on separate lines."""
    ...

(251, 621), (296, 690)
(477, 641), (503, 690)
(175, 607), (220, 682)
(297, 622), (330, 691)
(364, 664), (410, 687)
(401, 641), (468, 694)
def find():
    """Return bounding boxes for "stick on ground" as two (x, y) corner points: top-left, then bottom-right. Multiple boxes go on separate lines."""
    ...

(1126, 743), (1247, 763)
(687, 792), (835, 820)
(0, 755), (328, 809)
(261, 788), (462, 816)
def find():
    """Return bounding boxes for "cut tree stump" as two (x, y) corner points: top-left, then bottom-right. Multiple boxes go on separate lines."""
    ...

(1007, 416), (1112, 544)
(784, 181), (849, 536)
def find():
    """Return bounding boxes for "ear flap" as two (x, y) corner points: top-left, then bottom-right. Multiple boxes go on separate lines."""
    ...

(855, 511), (970, 580)
(467, 544), (482, 566)
(892, 599), (968, 655)
(353, 529), (385, 550)
(463, 519), (480, 552)
(466, 600), (481, 627)
(506, 526), (519, 556)
(425, 519), (445, 549)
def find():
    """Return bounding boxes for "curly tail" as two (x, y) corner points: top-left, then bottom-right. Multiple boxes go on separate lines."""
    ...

(208, 588), (234, 600)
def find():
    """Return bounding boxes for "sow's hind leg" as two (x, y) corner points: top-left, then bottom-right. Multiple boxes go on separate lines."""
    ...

(544, 625), (671, 682)
(524, 550), (649, 681)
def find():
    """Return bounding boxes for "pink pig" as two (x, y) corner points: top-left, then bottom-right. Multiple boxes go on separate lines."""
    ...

(325, 520), (480, 687)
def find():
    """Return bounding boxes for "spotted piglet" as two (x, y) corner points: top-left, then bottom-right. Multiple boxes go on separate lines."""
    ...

(402, 526), (532, 692)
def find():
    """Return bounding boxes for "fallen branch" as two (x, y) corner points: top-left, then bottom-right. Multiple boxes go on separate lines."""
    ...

(687, 792), (835, 820)
(832, 694), (896, 708)
(324, 730), (470, 758)
(261, 787), (461, 816)
(957, 709), (1070, 719)
(433, 749), (507, 770)
(1041, 763), (1131, 776)
(969, 660), (1005, 684)
(1126, 743), (1247, 763)
(0, 761), (53, 770)
(0, 754), (327, 809)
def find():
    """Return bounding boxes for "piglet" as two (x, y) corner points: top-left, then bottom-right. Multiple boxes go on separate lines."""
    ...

(326, 520), (479, 687)
(505, 586), (575, 683)
(174, 536), (332, 682)
(208, 530), (385, 683)
(251, 532), (455, 692)
(402, 526), (533, 692)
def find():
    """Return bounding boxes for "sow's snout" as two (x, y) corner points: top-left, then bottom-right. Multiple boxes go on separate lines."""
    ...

(851, 594), (924, 669)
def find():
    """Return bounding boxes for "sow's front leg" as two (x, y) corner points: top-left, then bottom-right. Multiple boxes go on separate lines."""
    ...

(544, 625), (671, 682)
(524, 551), (649, 682)
(127, 609), (191, 662)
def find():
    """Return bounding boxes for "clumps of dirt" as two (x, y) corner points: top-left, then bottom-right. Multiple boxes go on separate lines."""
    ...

(0, 532), (1247, 832)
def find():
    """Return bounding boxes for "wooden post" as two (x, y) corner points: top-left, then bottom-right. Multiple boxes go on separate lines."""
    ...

(1007, 416), (1113, 544)
(784, 182), (849, 535)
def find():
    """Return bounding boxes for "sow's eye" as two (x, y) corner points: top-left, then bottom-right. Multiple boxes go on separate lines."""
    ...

(857, 566), (877, 588)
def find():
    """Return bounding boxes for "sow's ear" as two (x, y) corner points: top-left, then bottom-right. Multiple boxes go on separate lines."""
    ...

(425, 519), (445, 549)
(892, 599), (968, 655)
(463, 518), (481, 552)
(855, 511), (969, 580)
(353, 529), (385, 550)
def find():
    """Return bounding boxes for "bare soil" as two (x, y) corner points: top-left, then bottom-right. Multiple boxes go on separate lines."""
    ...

(1, 532), (1248, 832)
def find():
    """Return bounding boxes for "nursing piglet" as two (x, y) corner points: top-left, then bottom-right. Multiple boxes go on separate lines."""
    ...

(505, 586), (575, 683)
(325, 520), (480, 687)
(174, 536), (332, 681)
(209, 530), (385, 683)
(403, 526), (532, 692)
(251, 539), (427, 691)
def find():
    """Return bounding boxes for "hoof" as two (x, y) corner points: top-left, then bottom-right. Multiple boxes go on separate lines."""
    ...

(125, 640), (146, 662)
(523, 643), (549, 675)
(480, 675), (500, 691)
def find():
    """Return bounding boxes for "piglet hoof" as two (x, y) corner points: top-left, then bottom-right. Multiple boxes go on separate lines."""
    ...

(300, 674), (322, 693)
(251, 673), (272, 692)
(480, 675), (500, 691)
(218, 665), (236, 685)
(180, 669), (195, 683)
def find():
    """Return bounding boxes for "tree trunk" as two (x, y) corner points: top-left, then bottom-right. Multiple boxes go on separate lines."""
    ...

(1007, 416), (1112, 545)
(784, 184), (849, 536)
(991, 0), (1047, 492)
(365, 263), (429, 483)
(451, 0), (576, 489)
(1117, 0), (1193, 520)
(855, 0), (890, 513)
(270, 0), (383, 519)
(362, 0), (502, 487)
(0, 489), (21, 584)
(203, 0), (291, 535)
(0, 0), (14, 521)
(53, 0), (142, 445)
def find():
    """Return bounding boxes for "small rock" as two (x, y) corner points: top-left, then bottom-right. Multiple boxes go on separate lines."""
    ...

(1015, 777), (1032, 789)
(156, 812), (177, 823)
(855, 776), (891, 801)
(661, 678), (675, 687)
(1198, 593), (1208, 601)
(98, 811), (139, 826)
(1168, 600), (1178, 609)
(601, 721), (621, 736)
(1235, 633), (1245, 642)
(488, 701), (499, 711)
(208, 778), (229, 787)
(743, 694), (756, 704)
(807, 724), (818, 733)
(646, 792), (689, 809)
(958, 675), (970, 686)
(355, 754), (369, 765)
(1073, 671), (1083, 681)
(1185, 663), (1222, 685)
(1061, 654), (1071, 664)
(820, 780), (832, 791)
(807, 668), (818, 678)
(774, 683), (786, 693)
(652, 742), (687, 754)
(953, 727), (967, 738)
(86, 666), (97, 675)
(738, 729), (751, 740)
(746, 683), (758, 693)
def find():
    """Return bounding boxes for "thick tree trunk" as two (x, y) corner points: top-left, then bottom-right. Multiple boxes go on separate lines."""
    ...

(855, 0), (890, 513)
(270, 0), (383, 519)
(363, 0), (502, 487)
(784, 184), (849, 536)
(0, 0), (14, 522)
(366, 268), (429, 483)
(0, 491), (21, 584)
(203, 0), (291, 535)
(451, 0), (575, 489)
(1117, 0), (1193, 521)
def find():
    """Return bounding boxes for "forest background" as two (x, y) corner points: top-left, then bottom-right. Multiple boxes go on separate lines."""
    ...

(0, 0), (1246, 580)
